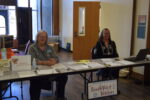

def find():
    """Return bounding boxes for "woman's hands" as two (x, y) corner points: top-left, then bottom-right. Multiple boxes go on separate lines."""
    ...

(48, 58), (57, 65)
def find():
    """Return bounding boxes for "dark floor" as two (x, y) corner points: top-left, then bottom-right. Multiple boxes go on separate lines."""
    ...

(3, 51), (150, 100)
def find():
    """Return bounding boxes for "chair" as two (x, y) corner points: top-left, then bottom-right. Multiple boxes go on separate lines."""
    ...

(19, 40), (31, 55)
(91, 46), (98, 59)
(0, 82), (19, 100)
(12, 40), (31, 55)
(24, 40), (31, 55)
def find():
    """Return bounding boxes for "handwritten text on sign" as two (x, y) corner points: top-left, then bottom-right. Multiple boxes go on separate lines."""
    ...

(88, 79), (117, 99)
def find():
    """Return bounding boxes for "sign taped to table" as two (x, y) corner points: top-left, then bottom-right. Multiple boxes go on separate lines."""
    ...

(88, 79), (117, 99)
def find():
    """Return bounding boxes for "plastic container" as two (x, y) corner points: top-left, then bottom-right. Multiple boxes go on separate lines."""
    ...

(32, 58), (37, 70)
(1, 48), (7, 59)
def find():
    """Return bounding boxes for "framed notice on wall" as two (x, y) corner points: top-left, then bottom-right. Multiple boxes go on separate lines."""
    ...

(88, 79), (117, 99)
(137, 15), (146, 39)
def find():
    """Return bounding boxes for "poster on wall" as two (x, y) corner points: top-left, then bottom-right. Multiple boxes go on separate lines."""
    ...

(137, 15), (146, 39)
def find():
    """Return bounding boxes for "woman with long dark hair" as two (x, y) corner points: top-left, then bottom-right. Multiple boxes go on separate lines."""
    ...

(92, 28), (119, 80)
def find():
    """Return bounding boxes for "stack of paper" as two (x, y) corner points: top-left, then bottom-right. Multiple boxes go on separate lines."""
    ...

(117, 60), (135, 65)
(52, 63), (70, 73)
(104, 61), (122, 67)
(67, 64), (89, 71)
(101, 58), (115, 63)
(37, 65), (50, 70)
(18, 71), (36, 78)
(36, 69), (57, 75)
(86, 62), (105, 68)
(63, 61), (76, 66)
(1, 73), (17, 80)
(52, 63), (68, 70)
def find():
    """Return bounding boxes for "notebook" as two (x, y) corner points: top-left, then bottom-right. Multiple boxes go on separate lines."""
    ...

(124, 49), (148, 62)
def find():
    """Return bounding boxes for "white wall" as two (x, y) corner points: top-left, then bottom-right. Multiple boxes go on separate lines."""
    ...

(133, 0), (149, 75)
(59, 0), (73, 50)
(60, 0), (133, 58)
(100, 1), (133, 57)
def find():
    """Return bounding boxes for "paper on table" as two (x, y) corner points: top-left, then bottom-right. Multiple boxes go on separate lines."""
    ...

(36, 69), (56, 75)
(86, 62), (105, 68)
(55, 68), (70, 73)
(53, 69), (58, 73)
(117, 60), (135, 65)
(52, 63), (73, 73)
(37, 65), (50, 70)
(18, 70), (36, 78)
(67, 64), (89, 70)
(0, 71), (3, 76)
(101, 58), (115, 63)
(104, 61), (122, 67)
(0, 73), (17, 81)
(52, 63), (68, 70)
(62, 61), (77, 66)
(146, 54), (150, 60)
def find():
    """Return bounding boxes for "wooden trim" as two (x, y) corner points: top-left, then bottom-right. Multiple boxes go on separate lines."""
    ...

(0, 0), (17, 6)
(130, 0), (136, 55)
(52, 0), (59, 35)
(129, 0), (136, 77)
(146, 0), (150, 48)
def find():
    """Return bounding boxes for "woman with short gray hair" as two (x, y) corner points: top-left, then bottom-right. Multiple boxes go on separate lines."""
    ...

(28, 30), (68, 100)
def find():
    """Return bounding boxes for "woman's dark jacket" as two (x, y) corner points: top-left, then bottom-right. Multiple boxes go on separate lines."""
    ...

(92, 40), (118, 59)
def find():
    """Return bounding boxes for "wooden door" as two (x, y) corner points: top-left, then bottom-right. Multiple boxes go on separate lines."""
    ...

(73, 1), (100, 60)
